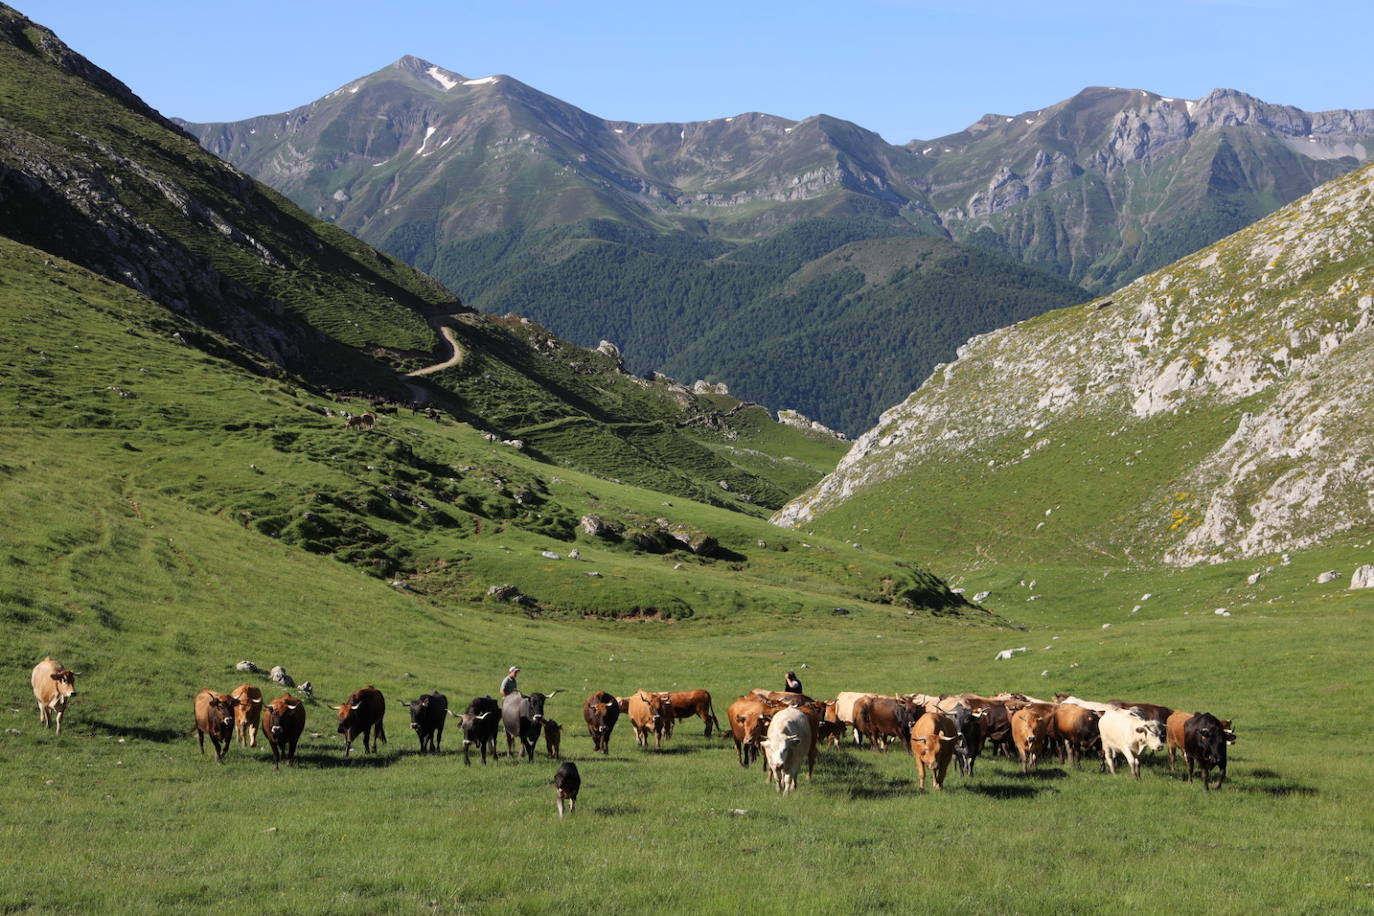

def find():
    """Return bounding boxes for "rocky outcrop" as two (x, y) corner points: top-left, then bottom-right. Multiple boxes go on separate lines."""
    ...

(1352, 566), (1374, 589)
(776, 163), (1374, 566)
(777, 409), (847, 440)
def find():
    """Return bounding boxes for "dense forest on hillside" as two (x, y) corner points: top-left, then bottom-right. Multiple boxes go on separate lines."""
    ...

(383, 216), (1087, 433)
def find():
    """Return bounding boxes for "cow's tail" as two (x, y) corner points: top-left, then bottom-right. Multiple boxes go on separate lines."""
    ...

(376, 719), (387, 744)
(707, 700), (722, 738)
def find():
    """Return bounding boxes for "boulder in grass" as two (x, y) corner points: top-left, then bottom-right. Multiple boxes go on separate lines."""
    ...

(1351, 565), (1374, 589)
(1317, 570), (1340, 584)
(270, 666), (295, 688)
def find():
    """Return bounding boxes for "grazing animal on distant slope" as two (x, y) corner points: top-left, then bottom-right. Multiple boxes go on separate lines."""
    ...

(231, 684), (263, 747)
(762, 707), (812, 793)
(31, 658), (79, 736)
(452, 696), (501, 765)
(554, 761), (580, 818)
(582, 690), (621, 755)
(333, 686), (386, 757)
(400, 691), (447, 753)
(262, 695), (306, 770)
(345, 412), (376, 430)
(1100, 708), (1165, 779)
(194, 689), (238, 763)
(543, 719), (563, 759)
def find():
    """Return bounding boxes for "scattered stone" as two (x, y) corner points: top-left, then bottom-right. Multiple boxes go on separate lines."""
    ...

(568, 549), (581, 560)
(994, 647), (1028, 660)
(486, 584), (523, 602)
(1317, 570), (1340, 584)
(1041, 670), (1049, 677)
(580, 515), (614, 538)
(1281, 553), (1291, 565)
(236, 660), (261, 674)
(501, 439), (524, 450)
(584, 571), (601, 577)
(1350, 566), (1374, 589)
(972, 591), (991, 602)
(951, 588), (965, 595)
(6, 729), (22, 735)
(716, 480), (732, 491)
(1027, 580), (1037, 590)
(1131, 605), (1142, 614)
(693, 379), (729, 395)
(728, 808), (750, 816)
(596, 340), (621, 360)
(831, 607), (850, 616)
(540, 551), (561, 560)
(756, 540), (767, 548)
(1101, 623), (1112, 629)
(270, 666), (294, 688)
(1214, 608), (1232, 617)
(1140, 593), (1152, 601)
(1245, 571), (1264, 586)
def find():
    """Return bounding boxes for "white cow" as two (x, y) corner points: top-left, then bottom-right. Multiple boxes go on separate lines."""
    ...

(31, 657), (78, 736)
(761, 707), (812, 793)
(1099, 708), (1165, 779)
(1058, 695), (1114, 714)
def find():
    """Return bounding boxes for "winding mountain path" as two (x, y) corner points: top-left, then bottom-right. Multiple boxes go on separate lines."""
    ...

(406, 325), (464, 377)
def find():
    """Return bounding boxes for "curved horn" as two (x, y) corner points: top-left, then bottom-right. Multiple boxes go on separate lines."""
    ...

(350, 702), (362, 710)
(546, 690), (560, 699)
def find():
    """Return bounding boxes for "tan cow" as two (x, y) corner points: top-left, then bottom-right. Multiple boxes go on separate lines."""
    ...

(231, 684), (263, 747)
(762, 707), (812, 793)
(31, 657), (79, 736)
(909, 711), (959, 790)
(1011, 703), (1057, 772)
(627, 689), (672, 749)
(194, 689), (239, 763)
(727, 694), (775, 767)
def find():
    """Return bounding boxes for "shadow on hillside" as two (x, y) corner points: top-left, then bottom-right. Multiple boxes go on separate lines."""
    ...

(296, 751), (400, 769)
(642, 744), (705, 756)
(1236, 781), (1317, 797)
(1010, 767), (1069, 781)
(85, 719), (186, 743)
(594, 802), (644, 817)
(964, 783), (1052, 800)
(815, 750), (910, 800)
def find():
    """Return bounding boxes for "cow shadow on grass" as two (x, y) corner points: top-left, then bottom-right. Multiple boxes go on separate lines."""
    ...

(294, 751), (401, 769)
(814, 750), (911, 800)
(85, 719), (186, 743)
(1234, 771), (1317, 797)
(593, 802), (644, 817)
(1009, 766), (1069, 781)
(963, 783), (1052, 800)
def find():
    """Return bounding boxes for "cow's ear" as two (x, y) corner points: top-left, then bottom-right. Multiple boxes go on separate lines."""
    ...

(51, 673), (64, 680)
(1135, 727), (1144, 733)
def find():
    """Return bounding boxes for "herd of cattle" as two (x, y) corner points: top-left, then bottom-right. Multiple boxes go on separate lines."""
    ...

(31, 656), (1238, 796)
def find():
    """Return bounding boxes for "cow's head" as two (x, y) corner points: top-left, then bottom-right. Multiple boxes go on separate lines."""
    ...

(50, 669), (78, 700)
(400, 693), (444, 730)
(527, 692), (549, 722)
(1138, 721), (1166, 751)
(207, 693), (238, 736)
(332, 691), (370, 732)
(1220, 719), (1237, 744)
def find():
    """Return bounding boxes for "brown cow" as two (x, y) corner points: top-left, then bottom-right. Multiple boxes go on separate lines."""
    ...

(1054, 703), (1100, 767)
(583, 690), (621, 754)
(664, 689), (722, 737)
(909, 711), (959, 790)
(853, 695), (920, 751)
(231, 684), (263, 747)
(832, 691), (878, 745)
(1011, 704), (1057, 772)
(262, 694), (306, 770)
(543, 719), (562, 759)
(1108, 700), (1173, 729)
(344, 412), (376, 429)
(194, 689), (239, 763)
(627, 689), (672, 749)
(31, 657), (79, 736)
(727, 695), (775, 767)
(332, 686), (387, 756)
(1166, 709), (1195, 773)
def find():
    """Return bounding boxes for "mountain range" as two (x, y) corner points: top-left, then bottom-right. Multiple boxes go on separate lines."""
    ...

(178, 57), (1374, 433)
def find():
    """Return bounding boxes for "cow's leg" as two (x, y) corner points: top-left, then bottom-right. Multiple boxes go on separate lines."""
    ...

(557, 793), (565, 819)
(1128, 751), (1140, 780)
(198, 730), (206, 755)
(271, 742), (280, 771)
(37, 701), (47, 727)
(1186, 754), (1194, 782)
(53, 708), (63, 737)
(1103, 748), (1115, 775)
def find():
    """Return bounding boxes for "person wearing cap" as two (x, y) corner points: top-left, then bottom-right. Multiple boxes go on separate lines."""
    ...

(500, 666), (520, 698)
(784, 671), (803, 694)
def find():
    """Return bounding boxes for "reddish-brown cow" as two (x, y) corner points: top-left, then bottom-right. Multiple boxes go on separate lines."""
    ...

(908, 711), (959, 790)
(261, 694), (306, 770)
(194, 689), (239, 763)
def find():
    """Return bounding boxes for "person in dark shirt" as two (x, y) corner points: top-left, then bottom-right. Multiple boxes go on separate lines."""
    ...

(500, 666), (520, 698)
(784, 671), (803, 694)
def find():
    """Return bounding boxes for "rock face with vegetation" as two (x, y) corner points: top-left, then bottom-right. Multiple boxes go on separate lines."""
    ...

(776, 162), (1374, 566)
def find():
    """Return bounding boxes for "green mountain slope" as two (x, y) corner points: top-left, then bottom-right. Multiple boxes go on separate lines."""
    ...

(0, 4), (848, 513)
(777, 161), (1374, 572)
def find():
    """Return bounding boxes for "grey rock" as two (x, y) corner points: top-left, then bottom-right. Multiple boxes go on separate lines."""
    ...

(1350, 565), (1374, 589)
(1317, 570), (1340, 584)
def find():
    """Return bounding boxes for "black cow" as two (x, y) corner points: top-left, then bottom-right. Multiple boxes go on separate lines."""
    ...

(583, 690), (621, 755)
(977, 702), (1015, 759)
(502, 690), (559, 762)
(1184, 712), (1233, 790)
(450, 695), (500, 765)
(949, 705), (986, 777)
(333, 686), (386, 757)
(399, 691), (447, 753)
(554, 761), (580, 818)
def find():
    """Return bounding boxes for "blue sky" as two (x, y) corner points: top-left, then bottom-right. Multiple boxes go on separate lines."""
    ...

(18, 0), (1374, 143)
